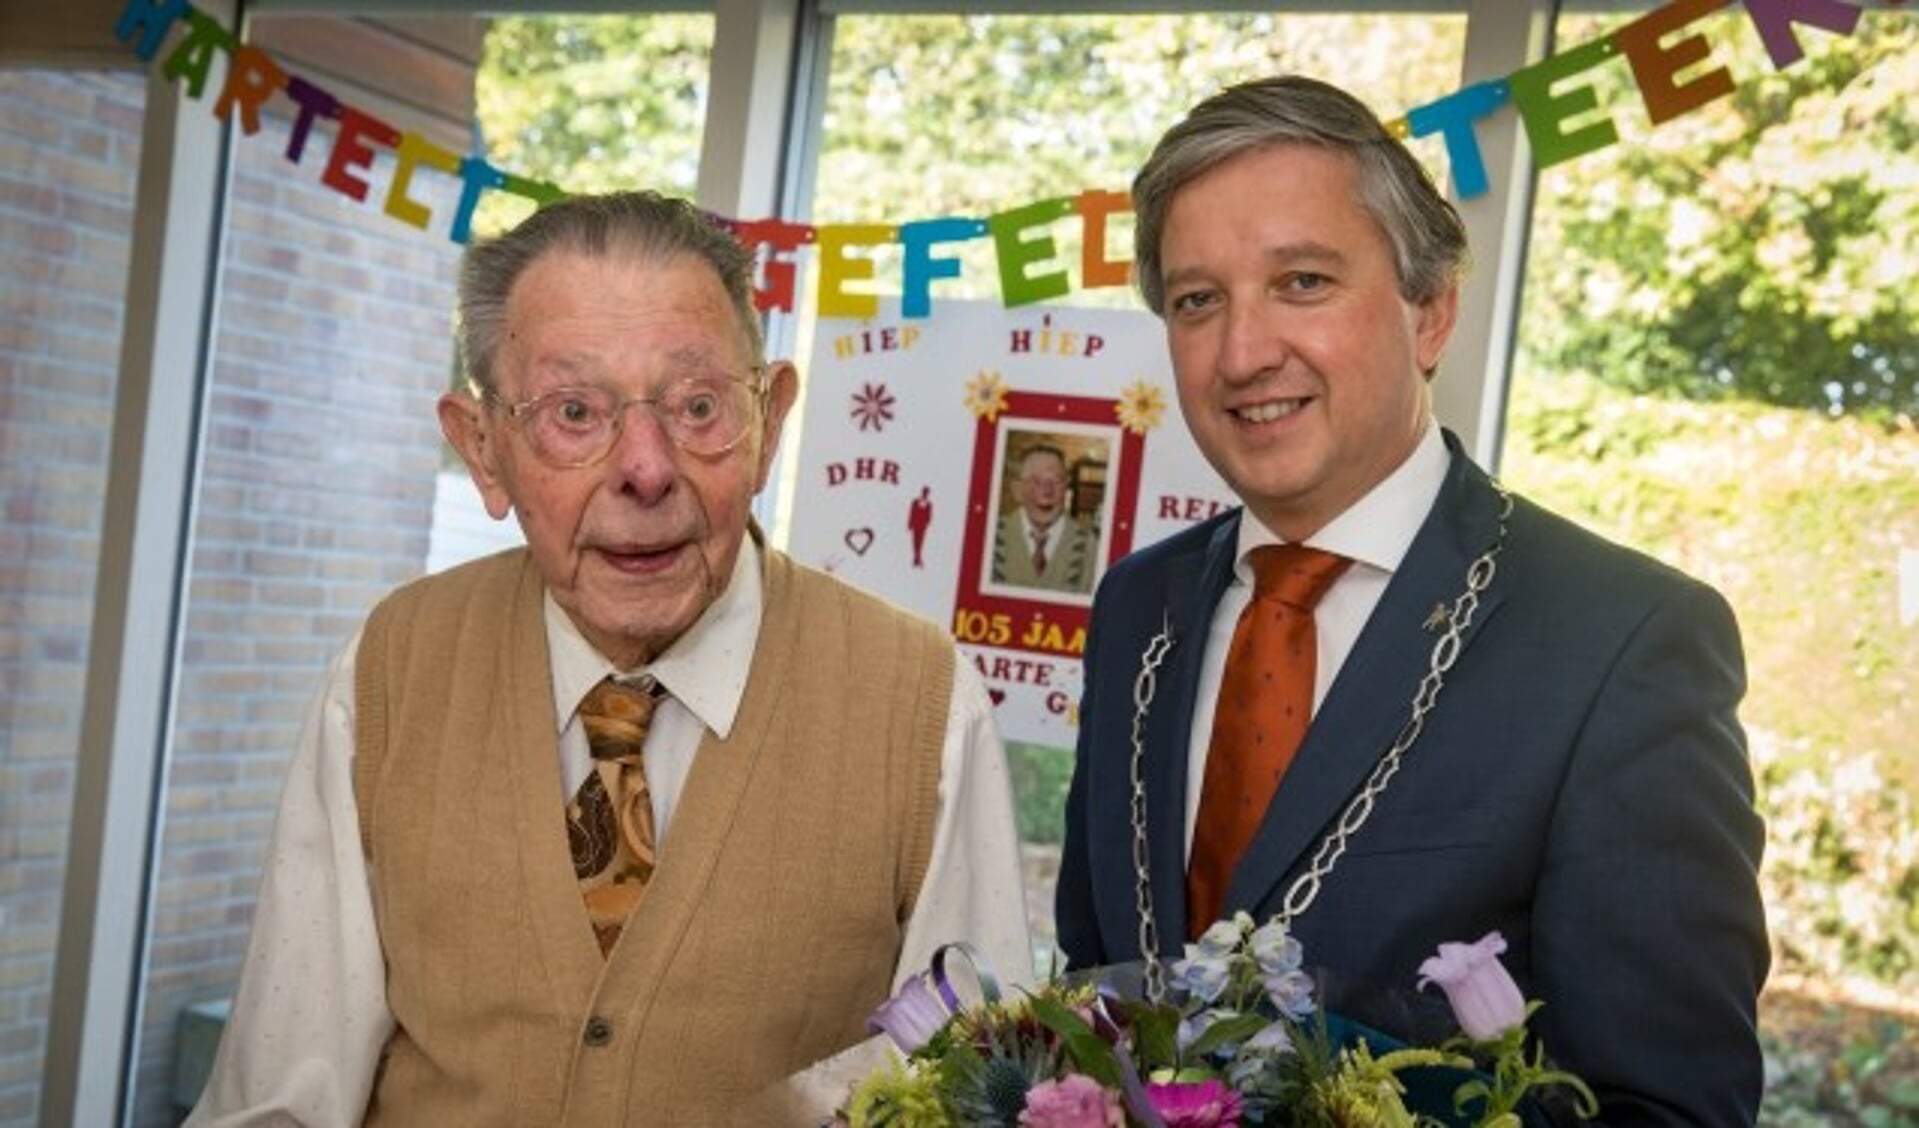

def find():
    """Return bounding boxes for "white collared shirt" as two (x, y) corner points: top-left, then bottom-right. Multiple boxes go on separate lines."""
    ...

(1183, 422), (1451, 856)
(1018, 508), (1066, 564)
(187, 548), (1032, 1127)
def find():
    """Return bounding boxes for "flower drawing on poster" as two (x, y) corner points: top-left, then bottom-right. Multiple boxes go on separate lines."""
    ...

(1115, 381), (1166, 436)
(965, 370), (1011, 422)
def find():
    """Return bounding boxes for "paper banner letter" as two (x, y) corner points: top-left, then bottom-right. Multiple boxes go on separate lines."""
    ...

(161, 7), (236, 99)
(817, 225), (895, 319)
(114, 0), (191, 62)
(385, 132), (461, 230)
(1074, 190), (1131, 290)
(448, 157), (506, 244)
(1405, 81), (1511, 199)
(1739, 0), (1863, 70)
(213, 45), (287, 135)
(733, 219), (811, 313)
(321, 106), (400, 202)
(990, 198), (1074, 308)
(900, 218), (977, 318)
(1510, 38), (1621, 170)
(1614, 0), (1737, 125)
(283, 75), (339, 164)
(500, 173), (566, 208)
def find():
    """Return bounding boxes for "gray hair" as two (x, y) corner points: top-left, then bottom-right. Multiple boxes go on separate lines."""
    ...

(457, 191), (762, 394)
(1132, 75), (1469, 316)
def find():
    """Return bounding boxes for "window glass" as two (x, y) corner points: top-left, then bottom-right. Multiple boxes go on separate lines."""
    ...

(130, 16), (712, 1121)
(1504, 10), (1918, 1116)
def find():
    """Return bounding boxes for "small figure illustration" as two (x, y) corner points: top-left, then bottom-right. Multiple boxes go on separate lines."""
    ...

(907, 486), (934, 568)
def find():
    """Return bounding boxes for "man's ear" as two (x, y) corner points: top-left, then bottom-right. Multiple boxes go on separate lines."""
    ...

(752, 361), (800, 492)
(438, 391), (515, 520)
(1414, 284), (1459, 379)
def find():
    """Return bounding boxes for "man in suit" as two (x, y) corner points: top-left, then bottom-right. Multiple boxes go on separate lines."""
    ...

(1056, 76), (1768, 1125)
(992, 444), (1097, 593)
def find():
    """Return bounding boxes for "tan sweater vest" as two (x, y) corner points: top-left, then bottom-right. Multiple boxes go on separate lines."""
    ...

(351, 548), (952, 1125)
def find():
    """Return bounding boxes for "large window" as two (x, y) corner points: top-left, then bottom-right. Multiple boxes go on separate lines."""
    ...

(1504, 8), (1918, 1118)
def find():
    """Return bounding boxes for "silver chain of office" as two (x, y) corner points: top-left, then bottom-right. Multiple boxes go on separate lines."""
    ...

(1127, 486), (1513, 1005)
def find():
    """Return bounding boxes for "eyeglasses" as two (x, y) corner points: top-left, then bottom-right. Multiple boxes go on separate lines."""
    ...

(486, 368), (767, 467)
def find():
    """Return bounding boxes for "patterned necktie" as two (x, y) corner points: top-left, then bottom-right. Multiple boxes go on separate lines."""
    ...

(568, 675), (663, 956)
(1187, 544), (1352, 939)
(1031, 525), (1050, 575)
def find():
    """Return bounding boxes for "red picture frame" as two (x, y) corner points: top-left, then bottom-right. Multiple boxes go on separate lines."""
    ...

(952, 390), (1146, 658)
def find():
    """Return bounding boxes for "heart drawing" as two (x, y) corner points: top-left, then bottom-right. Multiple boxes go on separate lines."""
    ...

(844, 527), (875, 556)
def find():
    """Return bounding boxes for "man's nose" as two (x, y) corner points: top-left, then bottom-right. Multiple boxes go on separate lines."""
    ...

(1216, 297), (1286, 384)
(606, 403), (678, 502)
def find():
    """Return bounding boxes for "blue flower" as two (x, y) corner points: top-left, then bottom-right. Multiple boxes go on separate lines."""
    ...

(1248, 920), (1303, 977)
(1170, 950), (1234, 1005)
(1261, 970), (1316, 1020)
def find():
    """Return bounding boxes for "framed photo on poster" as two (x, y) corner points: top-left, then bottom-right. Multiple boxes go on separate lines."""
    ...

(954, 390), (1145, 659)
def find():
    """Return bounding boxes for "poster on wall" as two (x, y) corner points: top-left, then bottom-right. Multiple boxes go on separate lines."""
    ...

(785, 300), (1237, 747)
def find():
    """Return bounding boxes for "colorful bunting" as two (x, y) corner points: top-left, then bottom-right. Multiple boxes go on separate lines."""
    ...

(111, 0), (1876, 318)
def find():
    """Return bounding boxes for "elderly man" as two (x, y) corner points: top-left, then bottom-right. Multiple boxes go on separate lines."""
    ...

(1057, 76), (1768, 1124)
(991, 444), (1097, 594)
(189, 192), (1030, 1125)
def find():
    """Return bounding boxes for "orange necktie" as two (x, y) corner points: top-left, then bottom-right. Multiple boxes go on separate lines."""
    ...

(568, 676), (662, 956)
(1187, 544), (1351, 939)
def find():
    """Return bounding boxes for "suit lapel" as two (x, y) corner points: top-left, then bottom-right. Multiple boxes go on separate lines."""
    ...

(1226, 440), (1510, 919)
(1135, 515), (1239, 950)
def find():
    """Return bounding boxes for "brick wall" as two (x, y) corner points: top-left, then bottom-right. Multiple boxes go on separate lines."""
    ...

(127, 105), (462, 1125)
(0, 68), (145, 1128)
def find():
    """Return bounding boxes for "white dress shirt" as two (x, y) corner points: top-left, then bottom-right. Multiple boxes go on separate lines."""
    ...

(1182, 422), (1450, 857)
(1019, 508), (1066, 565)
(188, 546), (1032, 1127)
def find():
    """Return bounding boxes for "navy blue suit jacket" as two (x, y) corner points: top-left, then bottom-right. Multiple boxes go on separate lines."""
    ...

(1057, 434), (1768, 1126)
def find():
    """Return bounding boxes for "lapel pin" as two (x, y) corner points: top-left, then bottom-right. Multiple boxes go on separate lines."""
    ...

(1423, 602), (1451, 633)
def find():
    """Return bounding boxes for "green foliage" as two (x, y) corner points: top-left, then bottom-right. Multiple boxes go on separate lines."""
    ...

(817, 13), (1465, 304)
(1028, 992), (1122, 1087)
(1005, 741), (1073, 845)
(1522, 13), (1919, 418)
(1508, 374), (1919, 1126)
(1504, 373), (1919, 781)
(474, 15), (714, 235)
(1762, 1011), (1919, 1127)
(1762, 755), (1919, 989)
(819, 12), (1465, 224)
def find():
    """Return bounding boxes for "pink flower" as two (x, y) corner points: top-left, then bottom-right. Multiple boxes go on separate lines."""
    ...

(866, 973), (950, 1053)
(1019, 1074), (1124, 1128)
(1418, 931), (1527, 1042)
(1145, 1078), (1244, 1127)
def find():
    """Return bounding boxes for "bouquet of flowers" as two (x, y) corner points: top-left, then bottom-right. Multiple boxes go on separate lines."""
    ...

(837, 915), (1596, 1127)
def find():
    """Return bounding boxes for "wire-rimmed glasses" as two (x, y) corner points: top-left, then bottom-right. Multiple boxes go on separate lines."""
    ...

(485, 368), (767, 467)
